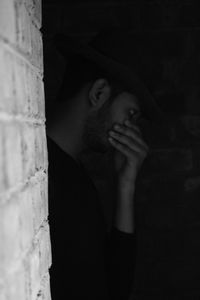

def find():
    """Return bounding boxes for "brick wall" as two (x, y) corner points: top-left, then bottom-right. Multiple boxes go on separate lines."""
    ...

(43, 0), (200, 298)
(0, 1), (52, 299)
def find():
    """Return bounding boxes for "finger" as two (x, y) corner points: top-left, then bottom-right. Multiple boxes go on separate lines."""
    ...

(124, 120), (141, 133)
(109, 130), (148, 154)
(114, 123), (142, 141)
(108, 137), (134, 158)
(112, 125), (149, 151)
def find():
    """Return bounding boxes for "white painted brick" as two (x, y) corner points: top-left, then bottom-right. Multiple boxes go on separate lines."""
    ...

(0, 36), (44, 119)
(0, 181), (48, 275)
(29, 72), (45, 118)
(0, 190), (34, 273)
(37, 225), (52, 276)
(14, 55), (30, 115)
(16, 1), (32, 55)
(16, 4), (43, 72)
(36, 76), (45, 119)
(3, 122), (23, 189)
(25, 0), (35, 15)
(28, 67), (36, 115)
(15, 55), (44, 118)
(19, 187), (35, 252)
(1, 49), (15, 101)
(0, 124), (7, 193)
(28, 70), (36, 117)
(29, 243), (41, 299)
(0, 0), (16, 44)
(21, 124), (47, 181)
(0, 283), (6, 300)
(29, 224), (52, 300)
(43, 127), (48, 171)
(0, 46), (16, 114)
(27, 67), (36, 116)
(32, 177), (49, 232)
(33, 0), (42, 29)
(0, 45), (30, 116)
(0, 199), (21, 273)
(35, 125), (47, 171)
(36, 273), (51, 300)
(25, 0), (42, 29)
(13, 51), (44, 118)
(30, 24), (43, 72)
(3, 263), (30, 300)
(21, 124), (35, 180)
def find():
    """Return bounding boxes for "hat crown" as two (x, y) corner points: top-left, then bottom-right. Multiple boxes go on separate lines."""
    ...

(89, 29), (159, 92)
(89, 29), (140, 71)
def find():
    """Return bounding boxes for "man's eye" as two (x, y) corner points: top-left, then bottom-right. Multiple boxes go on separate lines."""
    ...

(129, 109), (136, 117)
(129, 109), (141, 120)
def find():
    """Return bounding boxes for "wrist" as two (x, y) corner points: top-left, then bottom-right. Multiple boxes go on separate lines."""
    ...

(118, 171), (137, 187)
(118, 179), (136, 193)
(117, 183), (136, 208)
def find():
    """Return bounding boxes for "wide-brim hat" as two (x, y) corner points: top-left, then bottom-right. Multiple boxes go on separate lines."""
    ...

(53, 28), (175, 146)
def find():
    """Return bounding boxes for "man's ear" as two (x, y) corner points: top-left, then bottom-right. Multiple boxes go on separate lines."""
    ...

(89, 78), (111, 109)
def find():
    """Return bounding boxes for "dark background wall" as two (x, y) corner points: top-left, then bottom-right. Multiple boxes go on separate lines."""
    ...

(42, 0), (200, 298)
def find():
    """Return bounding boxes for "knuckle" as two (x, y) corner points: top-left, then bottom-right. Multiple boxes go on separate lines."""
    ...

(122, 125), (130, 133)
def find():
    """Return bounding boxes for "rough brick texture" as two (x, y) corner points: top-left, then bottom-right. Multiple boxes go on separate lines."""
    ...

(43, 0), (200, 298)
(0, 1), (51, 300)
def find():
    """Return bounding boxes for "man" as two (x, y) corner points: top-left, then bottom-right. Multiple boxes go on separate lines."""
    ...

(46, 29), (172, 300)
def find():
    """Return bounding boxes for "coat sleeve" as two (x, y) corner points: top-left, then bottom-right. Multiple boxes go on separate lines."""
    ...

(104, 226), (137, 300)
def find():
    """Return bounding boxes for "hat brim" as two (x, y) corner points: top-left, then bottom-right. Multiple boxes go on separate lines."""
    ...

(53, 34), (175, 143)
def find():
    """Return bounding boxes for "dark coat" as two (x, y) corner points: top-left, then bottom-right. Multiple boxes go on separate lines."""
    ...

(47, 136), (136, 300)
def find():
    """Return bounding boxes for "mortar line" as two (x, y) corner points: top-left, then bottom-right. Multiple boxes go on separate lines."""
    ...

(0, 35), (43, 80)
(32, 271), (51, 299)
(0, 220), (50, 280)
(0, 111), (45, 125)
(23, 2), (42, 31)
(0, 169), (47, 206)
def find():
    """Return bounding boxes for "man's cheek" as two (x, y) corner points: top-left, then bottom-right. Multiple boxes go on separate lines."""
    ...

(109, 108), (125, 127)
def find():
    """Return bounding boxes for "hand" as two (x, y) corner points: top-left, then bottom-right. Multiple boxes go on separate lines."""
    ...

(108, 119), (149, 187)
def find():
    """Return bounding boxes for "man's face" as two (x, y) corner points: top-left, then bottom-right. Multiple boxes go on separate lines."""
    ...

(109, 91), (141, 128)
(83, 91), (142, 153)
